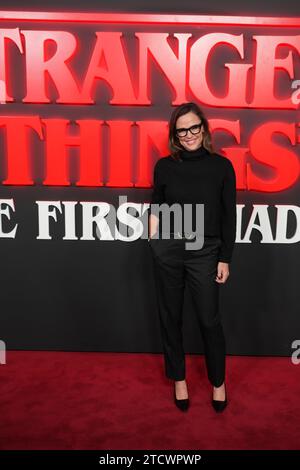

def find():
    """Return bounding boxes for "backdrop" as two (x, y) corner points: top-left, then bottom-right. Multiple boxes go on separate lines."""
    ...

(0, 0), (299, 355)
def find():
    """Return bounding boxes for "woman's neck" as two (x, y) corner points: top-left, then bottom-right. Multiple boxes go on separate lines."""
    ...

(179, 145), (209, 161)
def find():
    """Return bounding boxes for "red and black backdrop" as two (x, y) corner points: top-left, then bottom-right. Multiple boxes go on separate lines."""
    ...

(0, 0), (299, 355)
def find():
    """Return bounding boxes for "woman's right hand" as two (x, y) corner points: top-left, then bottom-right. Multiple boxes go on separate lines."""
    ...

(148, 231), (158, 241)
(148, 214), (159, 240)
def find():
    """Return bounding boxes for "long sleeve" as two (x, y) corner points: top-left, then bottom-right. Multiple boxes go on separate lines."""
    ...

(150, 160), (165, 204)
(218, 161), (237, 263)
(146, 160), (165, 237)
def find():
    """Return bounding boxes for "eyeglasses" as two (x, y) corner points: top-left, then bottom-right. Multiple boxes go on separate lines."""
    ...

(175, 123), (203, 138)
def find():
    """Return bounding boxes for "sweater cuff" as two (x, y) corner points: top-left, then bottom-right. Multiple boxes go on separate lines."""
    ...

(218, 256), (231, 263)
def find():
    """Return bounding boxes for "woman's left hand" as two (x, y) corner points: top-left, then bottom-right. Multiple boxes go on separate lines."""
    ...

(215, 262), (230, 283)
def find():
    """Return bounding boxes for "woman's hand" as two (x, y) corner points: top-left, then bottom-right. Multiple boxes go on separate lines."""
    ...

(215, 262), (230, 283)
(148, 214), (159, 240)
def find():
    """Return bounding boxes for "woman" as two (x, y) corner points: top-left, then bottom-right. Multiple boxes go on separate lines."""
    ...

(148, 102), (236, 413)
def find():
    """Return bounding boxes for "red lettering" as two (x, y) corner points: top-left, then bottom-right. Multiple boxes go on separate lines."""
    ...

(0, 28), (23, 102)
(42, 119), (103, 186)
(247, 122), (299, 191)
(252, 35), (300, 108)
(22, 30), (82, 103)
(81, 32), (138, 104)
(0, 116), (43, 185)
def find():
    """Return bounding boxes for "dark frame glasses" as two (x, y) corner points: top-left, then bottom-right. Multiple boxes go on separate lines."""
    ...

(175, 122), (203, 138)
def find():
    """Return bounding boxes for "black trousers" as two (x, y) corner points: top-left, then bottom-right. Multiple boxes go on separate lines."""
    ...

(149, 234), (225, 387)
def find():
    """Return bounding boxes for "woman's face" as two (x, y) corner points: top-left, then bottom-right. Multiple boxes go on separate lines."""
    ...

(175, 111), (204, 151)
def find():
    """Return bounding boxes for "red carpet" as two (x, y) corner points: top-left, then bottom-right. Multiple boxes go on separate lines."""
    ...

(0, 352), (299, 450)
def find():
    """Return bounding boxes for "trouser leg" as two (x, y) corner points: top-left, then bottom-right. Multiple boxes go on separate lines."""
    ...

(150, 238), (185, 380)
(184, 237), (226, 387)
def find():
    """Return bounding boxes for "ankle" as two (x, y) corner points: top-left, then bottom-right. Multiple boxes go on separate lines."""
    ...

(213, 382), (225, 390)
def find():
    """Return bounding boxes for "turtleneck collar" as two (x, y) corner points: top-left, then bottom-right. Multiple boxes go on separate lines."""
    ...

(179, 145), (210, 161)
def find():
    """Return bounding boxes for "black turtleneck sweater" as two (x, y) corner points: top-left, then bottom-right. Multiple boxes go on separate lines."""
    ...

(149, 145), (237, 263)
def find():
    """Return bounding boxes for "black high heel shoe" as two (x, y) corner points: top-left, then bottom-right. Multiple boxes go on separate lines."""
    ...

(212, 383), (227, 413)
(174, 386), (190, 412)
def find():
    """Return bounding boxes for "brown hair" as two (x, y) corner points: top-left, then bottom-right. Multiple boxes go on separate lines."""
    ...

(168, 102), (213, 161)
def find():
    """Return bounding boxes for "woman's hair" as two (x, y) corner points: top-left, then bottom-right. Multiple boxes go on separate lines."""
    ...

(168, 102), (213, 161)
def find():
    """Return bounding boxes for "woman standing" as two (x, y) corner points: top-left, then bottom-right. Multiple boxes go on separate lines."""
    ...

(148, 102), (236, 412)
